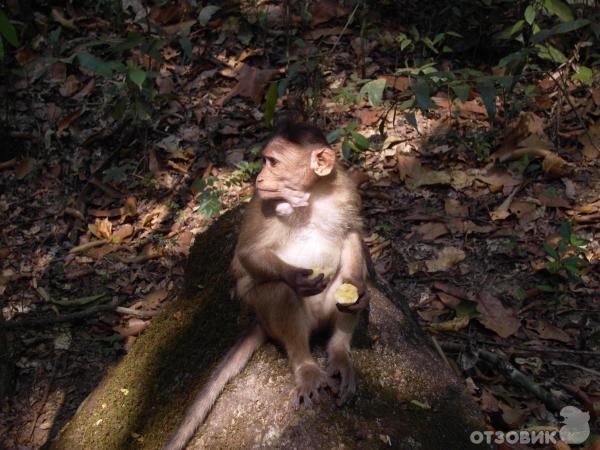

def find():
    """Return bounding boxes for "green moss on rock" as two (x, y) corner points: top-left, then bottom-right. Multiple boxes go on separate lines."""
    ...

(52, 208), (488, 450)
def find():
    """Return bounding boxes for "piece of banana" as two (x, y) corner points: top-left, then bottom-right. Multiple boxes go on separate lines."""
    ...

(334, 283), (359, 305)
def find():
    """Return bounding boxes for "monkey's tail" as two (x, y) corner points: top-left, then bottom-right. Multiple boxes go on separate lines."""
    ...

(163, 323), (266, 450)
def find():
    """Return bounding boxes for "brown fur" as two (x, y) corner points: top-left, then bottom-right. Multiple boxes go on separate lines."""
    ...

(164, 123), (367, 450)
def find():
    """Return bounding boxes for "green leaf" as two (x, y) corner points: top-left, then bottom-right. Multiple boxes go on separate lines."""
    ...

(535, 44), (567, 63)
(129, 67), (147, 90)
(543, 0), (573, 21)
(570, 234), (588, 247)
(404, 112), (418, 130)
(78, 53), (113, 77)
(112, 96), (128, 120)
(532, 19), (590, 44)
(543, 242), (559, 259)
(537, 284), (557, 293)
(572, 66), (593, 86)
(263, 81), (278, 127)
(559, 222), (571, 242)
(326, 128), (344, 144)
(524, 5), (536, 25)
(110, 33), (144, 52)
(198, 5), (220, 27)
(134, 99), (150, 120)
(476, 80), (496, 123)
(351, 132), (370, 151)
(0, 10), (18, 47)
(450, 83), (470, 103)
(341, 140), (352, 160)
(179, 36), (193, 60)
(359, 78), (386, 107)
(496, 20), (525, 40)
(455, 301), (478, 319)
(413, 78), (435, 110)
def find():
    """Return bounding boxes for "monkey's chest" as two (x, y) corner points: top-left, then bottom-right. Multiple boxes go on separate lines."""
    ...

(276, 226), (341, 270)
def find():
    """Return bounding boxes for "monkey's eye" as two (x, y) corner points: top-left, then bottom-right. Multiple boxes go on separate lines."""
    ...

(264, 157), (278, 167)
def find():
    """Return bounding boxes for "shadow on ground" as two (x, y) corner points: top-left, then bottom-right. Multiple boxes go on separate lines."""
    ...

(49, 207), (488, 450)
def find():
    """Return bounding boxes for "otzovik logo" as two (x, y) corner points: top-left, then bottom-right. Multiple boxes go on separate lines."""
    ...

(470, 405), (591, 446)
(559, 405), (590, 445)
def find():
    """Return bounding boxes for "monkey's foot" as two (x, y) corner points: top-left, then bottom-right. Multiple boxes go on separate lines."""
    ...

(291, 362), (328, 409)
(327, 353), (356, 406)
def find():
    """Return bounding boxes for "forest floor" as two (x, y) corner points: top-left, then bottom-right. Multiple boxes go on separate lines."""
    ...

(0, 1), (599, 449)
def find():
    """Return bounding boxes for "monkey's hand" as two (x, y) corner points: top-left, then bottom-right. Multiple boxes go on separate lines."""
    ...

(284, 267), (330, 297)
(336, 277), (369, 313)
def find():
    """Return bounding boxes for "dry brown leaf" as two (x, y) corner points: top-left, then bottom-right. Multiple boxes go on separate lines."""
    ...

(59, 75), (81, 97)
(218, 64), (279, 105)
(449, 219), (495, 235)
(496, 112), (549, 155)
(509, 200), (537, 218)
(407, 170), (452, 190)
(414, 222), (449, 241)
(113, 318), (149, 337)
(355, 108), (381, 126)
(499, 402), (526, 428)
(479, 390), (500, 413)
(425, 247), (466, 272)
(0, 248), (9, 261)
(537, 189), (571, 208)
(437, 292), (462, 309)
(433, 97), (487, 118)
(433, 281), (468, 299)
(578, 122), (600, 160)
(142, 289), (169, 309)
(72, 78), (96, 100)
(162, 19), (196, 35)
(476, 292), (520, 338)
(88, 244), (118, 259)
(303, 26), (351, 40)
(529, 320), (571, 343)
(444, 198), (469, 217)
(449, 171), (475, 191)
(112, 224), (134, 244)
(396, 155), (422, 181)
(417, 309), (446, 321)
(89, 218), (113, 240)
(380, 75), (410, 92)
(592, 89), (600, 106)
(51, 7), (79, 31)
(15, 158), (36, 179)
(476, 168), (521, 192)
(57, 108), (82, 135)
(310, 0), (349, 26)
(50, 61), (67, 83)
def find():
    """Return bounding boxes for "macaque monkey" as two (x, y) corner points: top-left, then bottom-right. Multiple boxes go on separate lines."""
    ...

(165, 122), (368, 450)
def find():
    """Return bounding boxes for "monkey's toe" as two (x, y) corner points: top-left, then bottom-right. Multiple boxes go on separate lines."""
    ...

(327, 356), (356, 406)
(291, 363), (328, 410)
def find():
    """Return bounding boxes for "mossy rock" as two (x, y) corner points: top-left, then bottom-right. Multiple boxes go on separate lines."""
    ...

(52, 208), (488, 450)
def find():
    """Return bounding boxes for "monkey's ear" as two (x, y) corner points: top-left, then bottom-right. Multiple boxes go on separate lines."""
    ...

(310, 147), (335, 177)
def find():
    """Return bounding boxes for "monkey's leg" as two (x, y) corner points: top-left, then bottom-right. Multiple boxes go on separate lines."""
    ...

(326, 310), (359, 405)
(245, 282), (329, 409)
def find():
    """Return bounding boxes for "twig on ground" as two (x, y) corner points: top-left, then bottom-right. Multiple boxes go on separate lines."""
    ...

(441, 342), (564, 412)
(551, 360), (600, 378)
(2, 302), (124, 329)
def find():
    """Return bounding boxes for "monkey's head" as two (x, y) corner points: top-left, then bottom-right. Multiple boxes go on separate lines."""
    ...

(256, 122), (336, 208)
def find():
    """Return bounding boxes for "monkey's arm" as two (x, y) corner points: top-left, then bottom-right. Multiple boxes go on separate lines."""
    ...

(337, 230), (369, 313)
(235, 247), (329, 297)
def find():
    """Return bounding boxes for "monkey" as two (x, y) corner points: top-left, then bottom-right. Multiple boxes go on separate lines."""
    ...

(164, 122), (368, 450)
